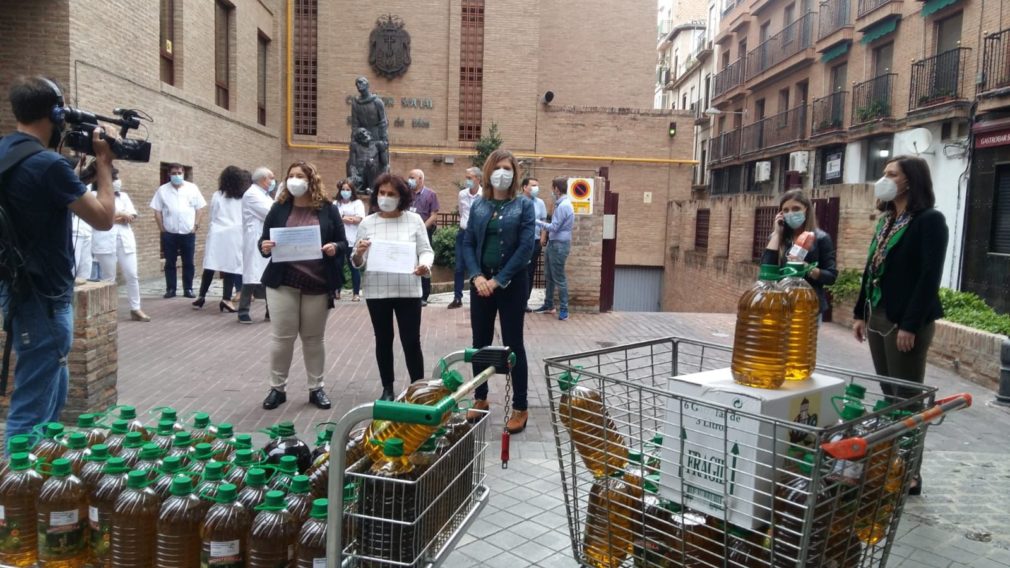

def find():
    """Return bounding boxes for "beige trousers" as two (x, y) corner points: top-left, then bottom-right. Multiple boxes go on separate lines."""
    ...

(265, 285), (330, 391)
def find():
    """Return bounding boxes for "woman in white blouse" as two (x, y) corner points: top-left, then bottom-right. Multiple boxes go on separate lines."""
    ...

(335, 178), (366, 301)
(91, 169), (149, 321)
(351, 173), (435, 401)
(193, 166), (248, 312)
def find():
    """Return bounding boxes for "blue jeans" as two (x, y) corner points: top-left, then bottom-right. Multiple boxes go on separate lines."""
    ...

(1, 290), (73, 450)
(453, 229), (466, 301)
(161, 232), (196, 293)
(543, 240), (571, 311)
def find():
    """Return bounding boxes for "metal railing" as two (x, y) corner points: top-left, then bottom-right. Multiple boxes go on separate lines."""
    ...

(818, 0), (851, 39)
(982, 28), (1010, 92)
(909, 47), (972, 110)
(710, 129), (741, 162)
(713, 57), (745, 98)
(694, 31), (709, 55)
(851, 73), (895, 125)
(746, 12), (816, 80)
(812, 91), (848, 134)
(740, 105), (808, 154)
(857, 0), (890, 18)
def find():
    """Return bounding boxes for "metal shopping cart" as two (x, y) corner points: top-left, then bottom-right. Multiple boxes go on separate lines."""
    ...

(325, 346), (514, 568)
(544, 337), (971, 568)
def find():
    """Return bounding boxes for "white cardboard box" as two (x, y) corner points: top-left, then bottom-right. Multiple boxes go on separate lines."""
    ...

(657, 368), (845, 528)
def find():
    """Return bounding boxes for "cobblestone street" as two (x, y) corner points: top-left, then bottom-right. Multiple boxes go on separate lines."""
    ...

(118, 282), (1010, 567)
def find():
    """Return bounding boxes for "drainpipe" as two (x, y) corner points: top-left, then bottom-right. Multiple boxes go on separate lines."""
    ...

(998, 336), (1010, 406)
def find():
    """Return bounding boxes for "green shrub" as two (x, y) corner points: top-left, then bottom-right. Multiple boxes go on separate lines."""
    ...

(938, 288), (1010, 336)
(432, 225), (459, 268)
(826, 268), (863, 303)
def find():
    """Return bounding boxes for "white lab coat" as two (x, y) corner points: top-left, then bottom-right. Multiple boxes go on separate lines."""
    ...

(91, 192), (138, 255)
(202, 192), (244, 274)
(241, 184), (274, 284)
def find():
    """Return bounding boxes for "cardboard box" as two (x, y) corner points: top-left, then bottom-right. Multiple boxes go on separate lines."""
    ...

(657, 368), (845, 529)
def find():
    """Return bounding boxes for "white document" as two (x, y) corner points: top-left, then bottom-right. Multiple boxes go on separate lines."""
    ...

(270, 226), (322, 262)
(367, 239), (416, 274)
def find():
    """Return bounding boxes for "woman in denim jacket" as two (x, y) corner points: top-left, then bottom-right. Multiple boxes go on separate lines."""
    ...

(462, 149), (536, 434)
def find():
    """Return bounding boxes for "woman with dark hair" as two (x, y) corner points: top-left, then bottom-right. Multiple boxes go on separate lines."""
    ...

(193, 166), (249, 312)
(259, 161), (346, 410)
(336, 178), (366, 301)
(462, 148), (536, 433)
(351, 173), (434, 401)
(853, 155), (948, 495)
(761, 189), (837, 316)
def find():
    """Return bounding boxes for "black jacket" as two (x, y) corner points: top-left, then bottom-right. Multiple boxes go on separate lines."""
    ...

(760, 228), (837, 314)
(259, 199), (347, 308)
(854, 208), (948, 333)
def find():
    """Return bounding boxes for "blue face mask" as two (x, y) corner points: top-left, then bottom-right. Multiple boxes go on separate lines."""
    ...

(170, 174), (184, 186)
(783, 211), (806, 230)
(267, 179), (276, 193)
(530, 186), (540, 198)
(407, 178), (418, 190)
(340, 189), (352, 200)
(464, 179), (474, 189)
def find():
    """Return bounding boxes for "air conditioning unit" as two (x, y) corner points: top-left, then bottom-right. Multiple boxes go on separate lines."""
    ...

(789, 151), (810, 174)
(755, 161), (772, 183)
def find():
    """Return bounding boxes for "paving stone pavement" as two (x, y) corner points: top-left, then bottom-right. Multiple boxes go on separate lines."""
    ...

(116, 279), (1010, 567)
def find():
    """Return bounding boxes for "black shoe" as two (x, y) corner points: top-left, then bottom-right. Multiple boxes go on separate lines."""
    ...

(262, 388), (286, 410)
(238, 313), (253, 324)
(264, 309), (270, 321)
(183, 290), (196, 299)
(191, 297), (206, 309)
(421, 300), (428, 307)
(447, 299), (462, 309)
(163, 290), (177, 299)
(309, 389), (332, 409)
(379, 387), (394, 401)
(908, 474), (922, 496)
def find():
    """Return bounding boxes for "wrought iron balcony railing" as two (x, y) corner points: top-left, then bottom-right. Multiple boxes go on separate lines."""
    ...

(710, 129), (741, 162)
(818, 0), (851, 39)
(812, 91), (848, 134)
(851, 73), (895, 125)
(909, 47), (972, 110)
(982, 28), (1010, 92)
(713, 58), (745, 98)
(746, 12), (816, 80)
(740, 105), (808, 154)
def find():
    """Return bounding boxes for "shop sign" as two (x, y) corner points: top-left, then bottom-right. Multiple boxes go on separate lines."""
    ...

(976, 129), (1010, 149)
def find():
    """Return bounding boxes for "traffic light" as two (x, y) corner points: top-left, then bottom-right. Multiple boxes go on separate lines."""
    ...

(668, 121), (677, 137)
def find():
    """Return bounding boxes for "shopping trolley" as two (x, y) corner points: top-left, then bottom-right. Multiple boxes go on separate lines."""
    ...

(544, 337), (971, 568)
(325, 346), (515, 568)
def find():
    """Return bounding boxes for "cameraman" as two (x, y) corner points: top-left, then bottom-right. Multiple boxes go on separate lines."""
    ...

(0, 76), (117, 447)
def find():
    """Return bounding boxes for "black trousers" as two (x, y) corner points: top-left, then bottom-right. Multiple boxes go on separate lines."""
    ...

(525, 239), (542, 306)
(472, 270), (529, 411)
(366, 297), (425, 389)
(162, 232), (196, 293)
(197, 269), (242, 300)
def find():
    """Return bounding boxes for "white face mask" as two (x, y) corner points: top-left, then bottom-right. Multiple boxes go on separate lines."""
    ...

(490, 168), (514, 191)
(378, 196), (399, 212)
(286, 177), (308, 197)
(112, 179), (122, 192)
(530, 186), (539, 198)
(874, 176), (898, 201)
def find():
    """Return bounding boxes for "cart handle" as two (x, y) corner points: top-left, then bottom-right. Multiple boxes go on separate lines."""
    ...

(821, 393), (972, 460)
(432, 346), (517, 381)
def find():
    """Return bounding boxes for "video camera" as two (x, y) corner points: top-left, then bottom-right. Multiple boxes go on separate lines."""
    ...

(62, 107), (152, 163)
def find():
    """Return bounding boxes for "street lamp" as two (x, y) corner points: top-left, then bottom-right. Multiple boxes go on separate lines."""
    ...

(704, 107), (746, 116)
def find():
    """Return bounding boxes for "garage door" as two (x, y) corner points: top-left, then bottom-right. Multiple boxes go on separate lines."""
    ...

(613, 266), (663, 312)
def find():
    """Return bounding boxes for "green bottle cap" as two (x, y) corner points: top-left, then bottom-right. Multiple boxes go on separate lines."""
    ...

(170, 475), (193, 496)
(203, 461), (226, 481)
(126, 470), (148, 489)
(51, 458), (71, 477)
(118, 406), (137, 420)
(234, 434), (252, 449)
(193, 443), (214, 460)
(161, 456), (184, 473)
(799, 453), (816, 476)
(44, 423), (65, 439)
(275, 422), (296, 437)
(628, 450), (643, 464)
(124, 432), (145, 448)
(261, 490), (286, 510)
(160, 408), (178, 422)
(419, 437), (437, 452)
(86, 444), (109, 462)
(557, 370), (577, 392)
(442, 370), (464, 391)
(759, 264), (782, 281)
(845, 383), (867, 400)
(290, 475), (310, 494)
(872, 399), (890, 413)
(109, 420), (129, 435)
(233, 449), (255, 466)
(8, 435), (30, 454)
(382, 438), (405, 458)
(192, 412), (211, 429)
(156, 420), (176, 436)
(217, 483), (238, 502)
(342, 484), (355, 502)
(643, 473), (661, 494)
(9, 452), (31, 471)
(311, 498), (329, 519)
(66, 432), (88, 450)
(245, 468), (267, 487)
(77, 414), (96, 428)
(139, 443), (163, 461)
(173, 432), (192, 447)
(651, 434), (664, 445)
(103, 457), (129, 474)
(278, 455), (298, 473)
(435, 428), (448, 437)
(216, 423), (234, 439)
(840, 401), (866, 421)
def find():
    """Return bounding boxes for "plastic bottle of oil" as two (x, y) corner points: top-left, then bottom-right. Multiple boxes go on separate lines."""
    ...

(237, 468), (270, 512)
(583, 471), (638, 567)
(341, 485), (356, 549)
(33, 423), (68, 464)
(103, 421), (129, 457)
(200, 483), (250, 568)
(74, 414), (107, 448)
(210, 423), (236, 462)
(623, 450), (648, 490)
(360, 438), (418, 565)
(771, 453), (835, 567)
(556, 370), (628, 477)
(155, 476), (204, 567)
(116, 432), (146, 469)
(362, 373), (464, 463)
(780, 261), (820, 382)
(186, 443), (216, 481)
(233, 433), (253, 452)
(732, 264), (791, 389)
(110, 470), (160, 568)
(59, 433), (90, 478)
(408, 436), (439, 474)
(264, 422), (313, 474)
(165, 431), (195, 466)
(114, 406), (149, 440)
(36, 458), (88, 567)
(310, 424), (335, 464)
(1, 436), (38, 479)
(225, 449), (258, 490)
(285, 476), (313, 527)
(151, 457), (188, 503)
(248, 490), (299, 568)
(150, 420), (178, 452)
(826, 401), (868, 487)
(823, 497), (862, 568)
(153, 407), (183, 433)
(0, 452), (45, 567)
(79, 445), (109, 493)
(188, 412), (214, 445)
(196, 462), (228, 515)
(632, 480), (683, 568)
(88, 457), (130, 567)
(134, 444), (164, 481)
(295, 498), (328, 568)
(268, 455), (299, 493)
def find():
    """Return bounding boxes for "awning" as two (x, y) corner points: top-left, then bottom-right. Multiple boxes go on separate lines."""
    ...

(861, 17), (898, 45)
(921, 0), (960, 17)
(821, 42), (850, 63)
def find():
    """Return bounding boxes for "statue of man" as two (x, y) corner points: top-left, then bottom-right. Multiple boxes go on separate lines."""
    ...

(349, 76), (389, 188)
(347, 128), (387, 193)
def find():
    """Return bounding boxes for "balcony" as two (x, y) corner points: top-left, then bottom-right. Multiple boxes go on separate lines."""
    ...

(710, 129), (741, 162)
(909, 47), (972, 111)
(740, 105), (808, 155)
(982, 29), (1010, 94)
(713, 58), (745, 99)
(851, 73), (895, 125)
(818, 0), (851, 40)
(857, 0), (898, 19)
(745, 12), (816, 82)
(812, 91), (848, 134)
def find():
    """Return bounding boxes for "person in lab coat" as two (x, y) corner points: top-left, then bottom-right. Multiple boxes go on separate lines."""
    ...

(237, 166), (276, 324)
(192, 166), (248, 312)
(91, 169), (149, 321)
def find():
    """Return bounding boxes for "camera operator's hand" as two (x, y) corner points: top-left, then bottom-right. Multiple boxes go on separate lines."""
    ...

(92, 126), (117, 165)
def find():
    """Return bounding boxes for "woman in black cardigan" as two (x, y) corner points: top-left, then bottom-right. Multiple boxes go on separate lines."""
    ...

(257, 161), (347, 411)
(761, 189), (837, 316)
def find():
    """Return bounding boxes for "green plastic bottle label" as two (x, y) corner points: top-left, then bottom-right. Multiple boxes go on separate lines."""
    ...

(201, 539), (243, 567)
(38, 509), (86, 559)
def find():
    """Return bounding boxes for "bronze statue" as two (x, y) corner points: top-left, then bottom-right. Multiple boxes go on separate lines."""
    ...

(348, 77), (389, 192)
(347, 128), (388, 193)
